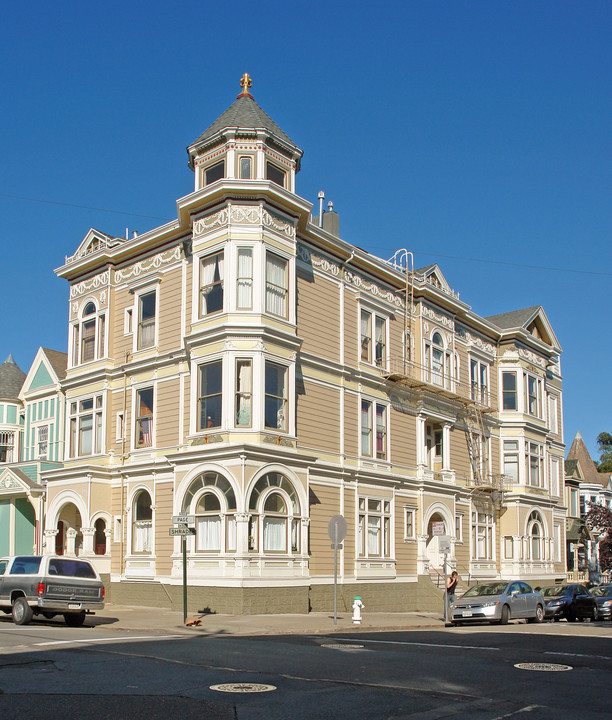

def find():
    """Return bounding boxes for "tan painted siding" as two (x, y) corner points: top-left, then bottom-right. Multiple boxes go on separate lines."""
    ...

(342, 486), (356, 573)
(297, 380), (340, 453)
(297, 271), (340, 362)
(451, 426), (472, 480)
(343, 286), (358, 366)
(343, 392), (358, 457)
(155, 378), (181, 448)
(309, 482), (341, 575)
(154, 484), (174, 575)
(390, 409), (417, 467)
(112, 285), (134, 361)
(158, 268), (183, 354)
(394, 501), (418, 573)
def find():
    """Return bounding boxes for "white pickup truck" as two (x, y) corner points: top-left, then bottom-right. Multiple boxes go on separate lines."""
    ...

(0, 555), (105, 626)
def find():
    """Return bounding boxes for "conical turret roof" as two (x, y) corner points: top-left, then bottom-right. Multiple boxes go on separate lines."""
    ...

(0, 355), (26, 401)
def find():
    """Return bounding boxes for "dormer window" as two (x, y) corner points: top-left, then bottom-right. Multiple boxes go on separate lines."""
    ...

(205, 161), (224, 185)
(266, 161), (285, 188)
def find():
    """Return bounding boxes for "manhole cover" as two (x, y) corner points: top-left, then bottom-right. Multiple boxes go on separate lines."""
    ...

(320, 643), (364, 650)
(210, 683), (276, 693)
(514, 663), (572, 672)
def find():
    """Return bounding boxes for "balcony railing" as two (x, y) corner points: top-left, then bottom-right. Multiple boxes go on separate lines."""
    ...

(380, 357), (492, 410)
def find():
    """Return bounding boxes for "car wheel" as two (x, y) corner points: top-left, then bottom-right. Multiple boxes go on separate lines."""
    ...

(12, 597), (33, 626)
(500, 605), (510, 625)
(64, 612), (86, 627)
(528, 605), (544, 623)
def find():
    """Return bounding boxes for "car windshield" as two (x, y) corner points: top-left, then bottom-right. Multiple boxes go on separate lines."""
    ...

(591, 587), (612, 598)
(463, 583), (508, 597)
(541, 586), (569, 597)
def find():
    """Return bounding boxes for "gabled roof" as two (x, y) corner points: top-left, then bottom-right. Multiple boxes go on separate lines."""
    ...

(566, 432), (611, 488)
(65, 228), (125, 265)
(486, 305), (560, 350)
(416, 264), (455, 296)
(190, 92), (299, 151)
(0, 355), (26, 401)
(20, 347), (67, 399)
(0, 466), (43, 493)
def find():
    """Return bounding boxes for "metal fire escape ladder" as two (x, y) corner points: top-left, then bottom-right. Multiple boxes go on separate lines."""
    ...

(464, 402), (489, 487)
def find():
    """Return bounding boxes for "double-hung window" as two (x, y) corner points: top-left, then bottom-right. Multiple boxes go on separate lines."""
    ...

(526, 442), (544, 487)
(265, 362), (288, 432)
(137, 291), (156, 349)
(470, 359), (489, 405)
(201, 251), (224, 315)
(198, 361), (222, 430)
(69, 395), (103, 457)
(360, 400), (387, 460)
(358, 498), (391, 557)
(0, 432), (15, 463)
(502, 372), (517, 410)
(235, 359), (252, 427)
(72, 301), (106, 365)
(265, 253), (288, 317)
(37, 425), (49, 459)
(135, 388), (154, 448)
(424, 331), (453, 389)
(360, 310), (386, 366)
(503, 440), (519, 484)
(236, 248), (253, 310)
(525, 374), (542, 417)
(472, 511), (493, 560)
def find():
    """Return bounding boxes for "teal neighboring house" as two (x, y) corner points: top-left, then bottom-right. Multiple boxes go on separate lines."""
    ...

(0, 349), (66, 555)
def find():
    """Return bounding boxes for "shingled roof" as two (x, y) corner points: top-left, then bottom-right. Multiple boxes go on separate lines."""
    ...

(189, 92), (300, 156)
(0, 355), (26, 401)
(486, 306), (541, 330)
(566, 432), (611, 488)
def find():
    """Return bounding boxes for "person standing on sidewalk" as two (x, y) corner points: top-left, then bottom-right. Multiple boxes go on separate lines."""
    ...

(446, 571), (458, 618)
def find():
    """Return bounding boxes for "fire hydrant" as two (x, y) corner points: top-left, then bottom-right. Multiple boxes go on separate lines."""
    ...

(352, 596), (365, 624)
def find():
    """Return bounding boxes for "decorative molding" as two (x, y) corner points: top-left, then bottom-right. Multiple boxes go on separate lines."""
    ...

(421, 304), (454, 331)
(263, 435), (295, 447)
(70, 270), (110, 299)
(456, 326), (496, 355)
(0, 476), (21, 490)
(193, 205), (295, 239)
(190, 434), (224, 446)
(345, 270), (404, 308)
(115, 247), (181, 283)
(297, 244), (341, 276)
(518, 348), (546, 369)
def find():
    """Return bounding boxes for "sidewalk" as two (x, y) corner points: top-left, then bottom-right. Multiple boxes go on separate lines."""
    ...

(92, 603), (446, 637)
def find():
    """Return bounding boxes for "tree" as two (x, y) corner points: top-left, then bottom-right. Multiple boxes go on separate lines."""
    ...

(596, 432), (612, 473)
(585, 502), (612, 572)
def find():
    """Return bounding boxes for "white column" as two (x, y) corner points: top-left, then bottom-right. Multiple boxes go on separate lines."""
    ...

(81, 527), (95, 557)
(235, 512), (250, 554)
(66, 528), (77, 557)
(442, 423), (452, 470)
(416, 415), (427, 470)
(43, 529), (58, 555)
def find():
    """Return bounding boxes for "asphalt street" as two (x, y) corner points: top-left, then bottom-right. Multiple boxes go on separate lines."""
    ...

(1, 621), (611, 719)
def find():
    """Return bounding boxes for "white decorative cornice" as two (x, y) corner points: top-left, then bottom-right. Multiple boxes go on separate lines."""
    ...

(456, 325), (496, 355)
(193, 205), (295, 239)
(114, 247), (181, 283)
(0, 476), (20, 490)
(70, 270), (110, 299)
(297, 244), (340, 276)
(422, 304), (454, 330)
(518, 348), (546, 369)
(345, 270), (404, 308)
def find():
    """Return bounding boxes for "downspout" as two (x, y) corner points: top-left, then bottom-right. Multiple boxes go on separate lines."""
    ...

(120, 351), (130, 575)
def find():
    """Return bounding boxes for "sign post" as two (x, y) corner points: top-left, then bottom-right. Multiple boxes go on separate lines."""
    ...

(170, 514), (195, 624)
(328, 515), (347, 625)
(438, 534), (451, 623)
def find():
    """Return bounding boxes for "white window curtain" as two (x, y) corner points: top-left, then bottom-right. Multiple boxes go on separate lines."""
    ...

(361, 401), (372, 455)
(197, 516), (221, 551)
(201, 254), (223, 314)
(263, 517), (287, 551)
(375, 317), (385, 365)
(236, 361), (252, 426)
(367, 516), (380, 555)
(133, 521), (152, 553)
(360, 311), (371, 361)
(266, 255), (286, 316)
(237, 250), (253, 309)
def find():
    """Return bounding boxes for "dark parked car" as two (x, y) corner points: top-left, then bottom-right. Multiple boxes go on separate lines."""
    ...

(541, 584), (596, 622)
(590, 585), (612, 620)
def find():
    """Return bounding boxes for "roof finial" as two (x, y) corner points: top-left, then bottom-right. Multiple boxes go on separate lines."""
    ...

(238, 72), (253, 98)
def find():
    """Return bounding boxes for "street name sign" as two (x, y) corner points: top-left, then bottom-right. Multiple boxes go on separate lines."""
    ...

(172, 515), (195, 525)
(169, 526), (196, 536)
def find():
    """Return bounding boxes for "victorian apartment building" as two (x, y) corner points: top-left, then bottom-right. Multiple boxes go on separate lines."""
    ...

(41, 77), (567, 613)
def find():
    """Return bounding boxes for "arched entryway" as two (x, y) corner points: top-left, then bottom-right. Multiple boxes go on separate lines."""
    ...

(426, 511), (449, 570)
(55, 504), (83, 556)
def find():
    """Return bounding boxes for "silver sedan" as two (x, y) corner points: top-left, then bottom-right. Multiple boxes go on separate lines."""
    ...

(450, 581), (544, 625)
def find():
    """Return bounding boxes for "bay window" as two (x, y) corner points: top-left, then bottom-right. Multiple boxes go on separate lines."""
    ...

(135, 388), (154, 448)
(503, 440), (519, 483)
(236, 248), (253, 309)
(69, 395), (103, 457)
(502, 371), (517, 410)
(265, 362), (287, 432)
(72, 301), (106, 365)
(235, 359), (252, 427)
(198, 361), (222, 430)
(526, 442), (544, 487)
(265, 252), (288, 317)
(201, 251), (224, 315)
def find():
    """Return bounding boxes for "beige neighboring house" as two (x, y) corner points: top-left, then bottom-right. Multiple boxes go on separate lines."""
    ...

(566, 432), (612, 581)
(43, 76), (567, 613)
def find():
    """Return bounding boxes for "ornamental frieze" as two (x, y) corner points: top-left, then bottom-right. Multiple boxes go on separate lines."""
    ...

(421, 304), (455, 331)
(114, 247), (182, 283)
(70, 270), (110, 299)
(0, 476), (21, 490)
(518, 348), (546, 368)
(192, 205), (295, 239)
(455, 325), (495, 355)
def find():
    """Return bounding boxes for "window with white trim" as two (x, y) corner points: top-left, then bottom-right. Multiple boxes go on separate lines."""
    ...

(265, 362), (287, 432)
(0, 432), (15, 463)
(235, 359), (252, 427)
(472, 510), (493, 560)
(526, 442), (544, 487)
(455, 513), (463, 543)
(525, 373), (542, 417)
(236, 248), (253, 310)
(360, 310), (387, 366)
(358, 497), (391, 557)
(550, 456), (560, 496)
(184, 472), (237, 553)
(37, 425), (49, 459)
(424, 331), (453, 389)
(198, 361), (222, 431)
(527, 511), (544, 560)
(265, 252), (288, 317)
(502, 371), (517, 410)
(470, 358), (489, 405)
(247, 473), (301, 554)
(137, 290), (156, 350)
(205, 160), (224, 185)
(503, 440), (519, 484)
(132, 489), (153, 554)
(360, 400), (387, 460)
(72, 301), (106, 365)
(135, 388), (154, 448)
(200, 251), (224, 315)
(548, 394), (558, 433)
(69, 395), (103, 457)
(404, 507), (416, 540)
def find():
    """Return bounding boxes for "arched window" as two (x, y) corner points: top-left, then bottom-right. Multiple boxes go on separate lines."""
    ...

(94, 518), (107, 555)
(183, 473), (237, 553)
(132, 490), (153, 553)
(72, 301), (106, 366)
(248, 473), (301, 554)
(527, 511), (544, 561)
(424, 331), (453, 389)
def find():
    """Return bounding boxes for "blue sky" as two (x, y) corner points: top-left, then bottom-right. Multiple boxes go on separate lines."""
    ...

(1, 1), (610, 460)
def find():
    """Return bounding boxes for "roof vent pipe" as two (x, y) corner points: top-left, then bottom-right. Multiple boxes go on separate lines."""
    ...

(318, 191), (325, 227)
